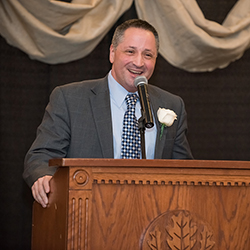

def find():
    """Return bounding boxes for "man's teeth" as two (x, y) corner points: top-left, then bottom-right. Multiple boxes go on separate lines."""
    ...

(129, 70), (142, 75)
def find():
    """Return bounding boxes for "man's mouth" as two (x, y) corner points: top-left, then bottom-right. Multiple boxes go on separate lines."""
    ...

(128, 69), (143, 75)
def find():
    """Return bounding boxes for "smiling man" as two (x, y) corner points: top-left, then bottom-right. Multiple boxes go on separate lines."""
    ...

(23, 19), (193, 208)
(110, 22), (158, 92)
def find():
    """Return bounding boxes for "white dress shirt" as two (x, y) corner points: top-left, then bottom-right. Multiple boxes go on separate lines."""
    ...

(108, 71), (157, 159)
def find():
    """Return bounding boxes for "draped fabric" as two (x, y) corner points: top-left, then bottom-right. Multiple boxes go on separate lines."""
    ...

(0, 0), (134, 64)
(0, 0), (250, 72)
(136, 0), (250, 71)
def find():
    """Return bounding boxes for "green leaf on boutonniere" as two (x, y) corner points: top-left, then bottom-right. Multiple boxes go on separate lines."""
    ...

(160, 123), (165, 140)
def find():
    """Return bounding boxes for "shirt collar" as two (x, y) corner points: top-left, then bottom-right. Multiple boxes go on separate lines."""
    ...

(108, 70), (138, 108)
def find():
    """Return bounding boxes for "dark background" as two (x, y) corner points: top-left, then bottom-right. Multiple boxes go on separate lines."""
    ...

(1, 1), (249, 249)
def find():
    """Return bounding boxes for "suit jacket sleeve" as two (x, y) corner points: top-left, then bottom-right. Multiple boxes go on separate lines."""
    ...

(23, 86), (70, 187)
(23, 77), (113, 188)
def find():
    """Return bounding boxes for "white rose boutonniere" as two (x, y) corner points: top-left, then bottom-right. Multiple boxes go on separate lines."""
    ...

(157, 108), (177, 139)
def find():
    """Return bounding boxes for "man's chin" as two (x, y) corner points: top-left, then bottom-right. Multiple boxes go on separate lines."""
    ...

(124, 83), (137, 93)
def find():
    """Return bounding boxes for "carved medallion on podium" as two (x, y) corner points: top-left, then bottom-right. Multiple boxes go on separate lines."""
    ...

(141, 210), (215, 250)
(73, 169), (89, 186)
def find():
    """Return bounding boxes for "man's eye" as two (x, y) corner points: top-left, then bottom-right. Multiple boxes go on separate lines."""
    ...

(126, 50), (134, 54)
(145, 53), (153, 59)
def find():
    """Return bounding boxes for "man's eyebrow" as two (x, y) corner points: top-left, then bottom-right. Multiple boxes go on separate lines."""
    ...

(127, 46), (154, 52)
(145, 49), (154, 52)
(126, 46), (136, 49)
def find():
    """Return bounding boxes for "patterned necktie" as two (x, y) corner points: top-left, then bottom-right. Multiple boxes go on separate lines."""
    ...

(121, 94), (141, 159)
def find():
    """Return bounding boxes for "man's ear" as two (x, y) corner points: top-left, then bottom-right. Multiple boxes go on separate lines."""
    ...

(109, 44), (115, 64)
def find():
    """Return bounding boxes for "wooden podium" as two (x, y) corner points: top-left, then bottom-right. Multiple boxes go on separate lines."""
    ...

(32, 159), (250, 250)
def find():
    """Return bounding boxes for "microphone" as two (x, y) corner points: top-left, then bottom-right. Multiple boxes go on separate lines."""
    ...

(134, 76), (154, 128)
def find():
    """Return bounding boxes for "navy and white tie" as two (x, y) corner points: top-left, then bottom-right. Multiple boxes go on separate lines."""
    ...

(121, 94), (141, 159)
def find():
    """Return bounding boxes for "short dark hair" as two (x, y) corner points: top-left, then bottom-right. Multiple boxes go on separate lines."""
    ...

(112, 19), (159, 52)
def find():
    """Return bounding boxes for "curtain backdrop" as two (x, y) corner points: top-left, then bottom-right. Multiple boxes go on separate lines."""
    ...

(0, 0), (250, 72)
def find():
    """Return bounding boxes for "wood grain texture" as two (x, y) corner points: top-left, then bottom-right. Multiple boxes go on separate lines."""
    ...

(90, 184), (250, 249)
(32, 167), (69, 250)
(68, 191), (92, 250)
(32, 159), (250, 250)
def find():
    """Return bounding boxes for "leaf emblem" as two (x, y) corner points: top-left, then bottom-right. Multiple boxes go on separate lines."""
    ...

(200, 225), (215, 250)
(141, 210), (215, 250)
(147, 228), (162, 250)
(166, 211), (197, 250)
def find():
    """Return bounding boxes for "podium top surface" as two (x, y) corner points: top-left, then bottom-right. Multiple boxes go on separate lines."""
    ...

(49, 158), (250, 170)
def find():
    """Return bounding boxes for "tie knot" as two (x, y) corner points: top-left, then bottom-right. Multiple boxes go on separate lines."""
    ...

(125, 94), (138, 107)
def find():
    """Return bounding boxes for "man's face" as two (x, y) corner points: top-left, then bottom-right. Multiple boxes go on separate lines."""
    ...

(109, 27), (157, 92)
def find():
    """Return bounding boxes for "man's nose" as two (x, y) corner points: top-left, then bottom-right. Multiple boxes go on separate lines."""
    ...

(133, 54), (144, 67)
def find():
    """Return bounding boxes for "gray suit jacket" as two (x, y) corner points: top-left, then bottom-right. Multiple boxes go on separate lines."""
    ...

(23, 75), (193, 187)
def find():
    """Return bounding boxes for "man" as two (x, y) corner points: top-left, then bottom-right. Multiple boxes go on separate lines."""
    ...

(23, 19), (193, 208)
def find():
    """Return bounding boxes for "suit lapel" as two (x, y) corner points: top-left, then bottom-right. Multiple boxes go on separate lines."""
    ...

(89, 76), (114, 158)
(149, 87), (168, 159)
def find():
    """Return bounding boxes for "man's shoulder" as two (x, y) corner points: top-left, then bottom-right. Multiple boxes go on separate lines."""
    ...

(48, 76), (109, 101)
(148, 83), (182, 101)
(58, 75), (108, 92)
